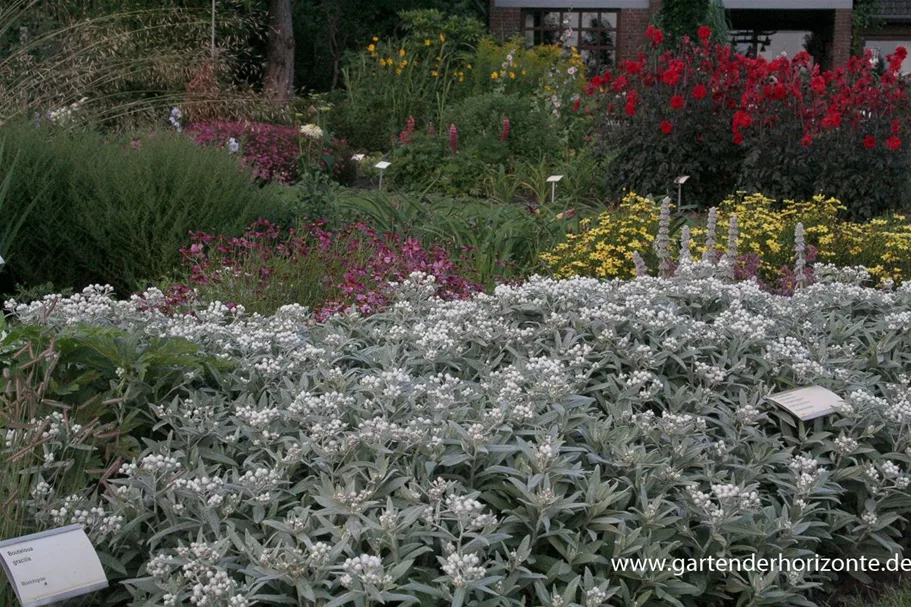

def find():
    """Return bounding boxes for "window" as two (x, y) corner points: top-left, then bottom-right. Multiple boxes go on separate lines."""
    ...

(522, 10), (617, 71)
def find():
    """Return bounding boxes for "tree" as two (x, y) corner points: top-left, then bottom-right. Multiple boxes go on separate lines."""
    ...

(263, 0), (294, 102)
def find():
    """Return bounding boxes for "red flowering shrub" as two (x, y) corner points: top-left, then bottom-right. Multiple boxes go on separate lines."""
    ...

(589, 29), (911, 218)
(164, 219), (482, 318)
(185, 121), (357, 186)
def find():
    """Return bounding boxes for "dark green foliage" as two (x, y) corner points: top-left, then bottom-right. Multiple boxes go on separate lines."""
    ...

(658, 0), (711, 45)
(444, 93), (560, 160)
(292, 0), (485, 92)
(0, 121), (285, 294)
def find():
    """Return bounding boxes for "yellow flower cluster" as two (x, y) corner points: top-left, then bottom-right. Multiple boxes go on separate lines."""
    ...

(691, 193), (843, 276)
(540, 193), (660, 279)
(542, 192), (911, 284)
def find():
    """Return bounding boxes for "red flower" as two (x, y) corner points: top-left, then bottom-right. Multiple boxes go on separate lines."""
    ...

(810, 76), (826, 94)
(896, 45), (908, 60)
(670, 95), (685, 110)
(801, 134), (813, 147)
(662, 69), (680, 85)
(612, 75), (628, 91)
(624, 61), (642, 75)
(660, 120), (673, 134)
(449, 124), (459, 154)
(624, 101), (637, 116)
(821, 111), (842, 129)
(692, 84), (707, 99)
(892, 119), (901, 135)
(697, 26), (712, 41)
(863, 135), (876, 149)
(733, 132), (743, 145)
(733, 110), (752, 129)
(573, 98), (581, 112)
(591, 75), (604, 87)
(887, 136), (901, 150)
(649, 28), (664, 46)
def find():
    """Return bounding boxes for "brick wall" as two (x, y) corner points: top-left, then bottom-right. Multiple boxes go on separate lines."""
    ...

(489, 0), (521, 40)
(832, 8), (852, 67)
(615, 0), (663, 63)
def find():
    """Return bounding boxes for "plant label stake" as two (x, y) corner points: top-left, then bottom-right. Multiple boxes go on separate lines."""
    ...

(547, 175), (563, 204)
(674, 175), (690, 207)
(375, 161), (391, 191)
(352, 154), (366, 183)
(0, 525), (108, 607)
(766, 386), (843, 421)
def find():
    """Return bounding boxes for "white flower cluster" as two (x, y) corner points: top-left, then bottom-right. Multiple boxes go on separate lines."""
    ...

(341, 554), (391, 588)
(789, 454), (826, 495)
(441, 552), (486, 587)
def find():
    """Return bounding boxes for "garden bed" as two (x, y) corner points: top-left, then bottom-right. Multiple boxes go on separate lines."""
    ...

(4, 268), (911, 606)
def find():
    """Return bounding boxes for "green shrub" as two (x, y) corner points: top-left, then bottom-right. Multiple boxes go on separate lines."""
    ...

(0, 121), (285, 294)
(444, 93), (561, 160)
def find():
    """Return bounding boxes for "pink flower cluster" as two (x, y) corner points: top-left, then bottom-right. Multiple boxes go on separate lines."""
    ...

(168, 219), (481, 320)
(186, 121), (300, 183)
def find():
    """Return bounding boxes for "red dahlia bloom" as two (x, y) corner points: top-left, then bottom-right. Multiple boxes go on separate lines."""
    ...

(662, 69), (680, 85)
(863, 135), (876, 149)
(670, 95), (685, 109)
(733, 132), (744, 145)
(698, 26), (712, 41)
(692, 84), (708, 99)
(801, 134), (813, 147)
(624, 101), (636, 116)
(887, 136), (902, 150)
(660, 120), (673, 134)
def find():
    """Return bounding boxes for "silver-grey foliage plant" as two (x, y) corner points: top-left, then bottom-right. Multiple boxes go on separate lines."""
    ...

(5, 268), (911, 607)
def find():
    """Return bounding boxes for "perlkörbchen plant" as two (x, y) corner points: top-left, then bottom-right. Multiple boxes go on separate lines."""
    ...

(5, 268), (911, 606)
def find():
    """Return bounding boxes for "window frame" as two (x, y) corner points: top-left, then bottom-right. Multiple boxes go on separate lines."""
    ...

(521, 8), (619, 69)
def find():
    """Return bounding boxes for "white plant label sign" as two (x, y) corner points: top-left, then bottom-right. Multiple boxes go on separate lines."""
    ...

(766, 386), (843, 421)
(0, 525), (108, 607)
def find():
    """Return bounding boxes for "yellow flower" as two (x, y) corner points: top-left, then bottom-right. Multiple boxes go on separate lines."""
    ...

(399, 48), (406, 57)
(396, 68), (402, 76)
(491, 71), (499, 80)
(509, 72), (516, 79)
(467, 63), (472, 70)
(367, 44), (376, 53)
(439, 34), (446, 42)
(425, 39), (431, 46)
(372, 36), (379, 42)
(521, 69), (527, 75)
(431, 70), (439, 77)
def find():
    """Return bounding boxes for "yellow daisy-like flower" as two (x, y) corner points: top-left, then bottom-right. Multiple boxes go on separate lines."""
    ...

(491, 71), (499, 80)
(439, 34), (446, 42)
(509, 72), (516, 79)
(396, 68), (402, 76)
(372, 36), (379, 42)
(367, 44), (375, 52)
(400, 60), (408, 68)
(431, 71), (439, 77)
(425, 39), (431, 46)
(399, 49), (406, 57)
(466, 63), (472, 70)
(521, 69), (527, 75)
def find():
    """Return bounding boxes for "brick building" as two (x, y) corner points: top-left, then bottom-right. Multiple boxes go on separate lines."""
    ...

(488, 0), (910, 72)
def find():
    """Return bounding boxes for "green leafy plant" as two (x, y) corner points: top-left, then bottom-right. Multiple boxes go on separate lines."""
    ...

(0, 120), (285, 294)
